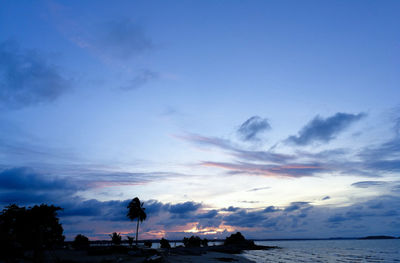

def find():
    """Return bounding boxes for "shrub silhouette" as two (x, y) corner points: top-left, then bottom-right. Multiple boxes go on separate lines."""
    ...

(201, 238), (209, 247)
(160, 238), (171, 249)
(110, 232), (122, 245)
(127, 236), (134, 247)
(72, 234), (90, 250)
(144, 240), (152, 248)
(183, 236), (202, 247)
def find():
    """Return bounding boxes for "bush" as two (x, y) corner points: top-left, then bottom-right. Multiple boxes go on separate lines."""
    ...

(160, 238), (171, 249)
(144, 240), (152, 248)
(183, 236), (201, 247)
(201, 238), (209, 247)
(72, 234), (89, 250)
(127, 236), (134, 247)
(110, 232), (122, 245)
(224, 232), (254, 246)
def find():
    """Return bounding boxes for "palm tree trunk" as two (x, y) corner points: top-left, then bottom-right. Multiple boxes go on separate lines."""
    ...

(136, 217), (139, 246)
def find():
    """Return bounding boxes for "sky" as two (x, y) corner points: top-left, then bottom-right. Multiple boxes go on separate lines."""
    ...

(1, 0), (400, 240)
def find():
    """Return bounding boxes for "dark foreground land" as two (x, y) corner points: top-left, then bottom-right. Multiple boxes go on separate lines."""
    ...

(4, 243), (278, 263)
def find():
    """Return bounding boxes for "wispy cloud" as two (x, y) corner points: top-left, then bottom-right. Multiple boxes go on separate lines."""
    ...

(351, 181), (388, 188)
(96, 19), (153, 60)
(121, 69), (158, 90)
(201, 161), (325, 177)
(0, 40), (71, 109)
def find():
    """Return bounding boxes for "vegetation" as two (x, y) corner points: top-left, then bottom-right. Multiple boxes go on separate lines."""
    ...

(72, 234), (90, 250)
(144, 240), (152, 248)
(127, 197), (147, 246)
(182, 236), (210, 247)
(0, 204), (64, 261)
(201, 238), (209, 247)
(160, 238), (171, 249)
(110, 232), (122, 245)
(127, 236), (134, 247)
(183, 235), (202, 247)
(224, 232), (254, 246)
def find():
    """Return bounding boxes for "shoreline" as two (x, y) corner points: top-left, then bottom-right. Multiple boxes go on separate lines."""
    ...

(44, 249), (256, 263)
(165, 251), (254, 263)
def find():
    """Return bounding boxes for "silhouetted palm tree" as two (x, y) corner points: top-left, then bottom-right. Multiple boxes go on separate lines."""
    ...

(127, 197), (147, 246)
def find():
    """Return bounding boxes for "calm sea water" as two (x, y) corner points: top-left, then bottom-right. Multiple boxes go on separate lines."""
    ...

(242, 240), (400, 263)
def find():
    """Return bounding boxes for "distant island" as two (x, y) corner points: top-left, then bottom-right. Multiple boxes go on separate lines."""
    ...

(359, 235), (397, 240)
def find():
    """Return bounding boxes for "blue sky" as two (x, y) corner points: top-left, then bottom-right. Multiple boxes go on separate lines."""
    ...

(1, 0), (400, 240)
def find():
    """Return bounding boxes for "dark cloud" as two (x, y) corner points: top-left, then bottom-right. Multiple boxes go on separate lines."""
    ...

(0, 167), (78, 191)
(284, 202), (310, 212)
(97, 19), (153, 60)
(322, 196), (330, 200)
(168, 201), (202, 214)
(220, 206), (240, 212)
(0, 167), (80, 205)
(351, 181), (388, 188)
(286, 112), (366, 145)
(0, 40), (70, 109)
(223, 209), (268, 228)
(197, 210), (218, 219)
(264, 206), (280, 213)
(237, 116), (271, 141)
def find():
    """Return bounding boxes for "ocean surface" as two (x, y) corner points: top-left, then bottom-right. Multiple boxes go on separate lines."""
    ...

(242, 240), (400, 263)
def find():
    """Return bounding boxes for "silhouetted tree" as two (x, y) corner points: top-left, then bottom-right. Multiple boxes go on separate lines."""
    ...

(183, 236), (201, 247)
(201, 238), (209, 247)
(72, 234), (90, 250)
(127, 197), (147, 246)
(160, 238), (171, 249)
(127, 236), (134, 247)
(0, 204), (64, 262)
(110, 232), (122, 245)
(224, 232), (254, 246)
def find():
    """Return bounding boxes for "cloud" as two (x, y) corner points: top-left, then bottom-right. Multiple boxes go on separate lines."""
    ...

(168, 201), (202, 214)
(284, 202), (310, 212)
(247, 186), (270, 192)
(202, 161), (325, 178)
(286, 112), (366, 145)
(351, 181), (388, 188)
(0, 166), (175, 206)
(0, 167), (80, 205)
(121, 69), (158, 90)
(179, 133), (295, 164)
(264, 206), (281, 213)
(0, 40), (70, 109)
(97, 19), (153, 60)
(0, 167), (77, 191)
(237, 116), (271, 141)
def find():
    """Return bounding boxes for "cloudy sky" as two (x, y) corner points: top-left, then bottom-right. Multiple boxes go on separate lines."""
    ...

(1, 0), (400, 240)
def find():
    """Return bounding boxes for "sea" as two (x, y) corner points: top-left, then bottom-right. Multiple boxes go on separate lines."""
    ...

(242, 239), (400, 263)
